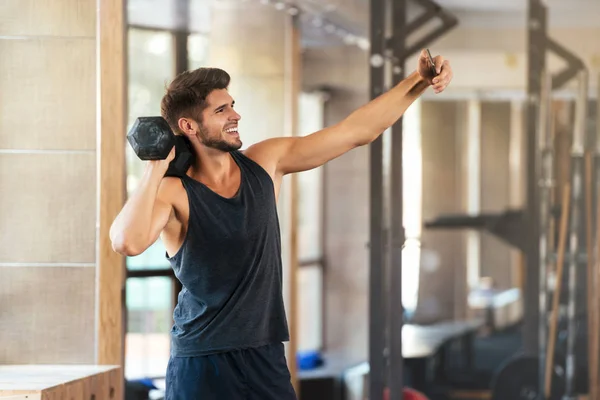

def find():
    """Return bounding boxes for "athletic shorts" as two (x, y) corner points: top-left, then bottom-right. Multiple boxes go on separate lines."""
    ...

(165, 342), (297, 400)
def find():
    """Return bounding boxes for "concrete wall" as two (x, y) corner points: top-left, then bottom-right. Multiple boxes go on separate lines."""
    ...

(0, 0), (98, 364)
(0, 0), (125, 366)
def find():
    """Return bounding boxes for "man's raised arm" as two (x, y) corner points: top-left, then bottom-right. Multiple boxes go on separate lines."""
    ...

(246, 49), (453, 177)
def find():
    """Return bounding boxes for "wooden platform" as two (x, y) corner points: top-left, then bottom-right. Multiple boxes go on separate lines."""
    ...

(0, 365), (122, 400)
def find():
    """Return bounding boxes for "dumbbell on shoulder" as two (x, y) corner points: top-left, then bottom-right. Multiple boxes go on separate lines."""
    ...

(127, 116), (195, 177)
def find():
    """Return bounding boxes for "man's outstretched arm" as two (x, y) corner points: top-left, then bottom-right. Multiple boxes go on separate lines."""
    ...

(246, 50), (453, 177)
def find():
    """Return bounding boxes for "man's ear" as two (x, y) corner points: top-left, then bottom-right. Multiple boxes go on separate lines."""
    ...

(177, 117), (195, 135)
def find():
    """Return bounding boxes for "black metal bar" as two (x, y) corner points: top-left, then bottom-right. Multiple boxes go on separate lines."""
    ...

(389, 0), (407, 397)
(369, 0), (387, 397)
(127, 268), (175, 278)
(406, 6), (439, 36)
(174, 30), (189, 75)
(565, 70), (588, 398)
(425, 210), (527, 252)
(526, 0), (546, 395)
(546, 38), (586, 90)
(404, 15), (458, 59)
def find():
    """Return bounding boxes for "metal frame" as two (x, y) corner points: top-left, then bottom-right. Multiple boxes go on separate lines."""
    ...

(424, 1), (588, 398)
(369, 0), (386, 397)
(525, 2), (547, 396)
(564, 69), (589, 398)
(369, 1), (457, 399)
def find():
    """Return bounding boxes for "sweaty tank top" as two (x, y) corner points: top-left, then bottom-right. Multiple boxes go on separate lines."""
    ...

(167, 151), (289, 357)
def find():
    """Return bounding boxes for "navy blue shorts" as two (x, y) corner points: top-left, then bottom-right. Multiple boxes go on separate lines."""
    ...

(165, 342), (297, 400)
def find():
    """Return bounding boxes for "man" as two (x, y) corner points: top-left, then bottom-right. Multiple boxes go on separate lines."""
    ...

(110, 49), (453, 399)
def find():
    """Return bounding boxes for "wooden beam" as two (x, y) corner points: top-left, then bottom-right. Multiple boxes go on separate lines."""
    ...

(97, 0), (127, 366)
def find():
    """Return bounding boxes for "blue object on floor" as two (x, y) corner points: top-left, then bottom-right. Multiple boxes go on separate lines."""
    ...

(132, 378), (158, 390)
(297, 350), (324, 370)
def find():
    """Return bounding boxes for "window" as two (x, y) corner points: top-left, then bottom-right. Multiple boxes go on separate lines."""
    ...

(124, 26), (211, 381)
(125, 28), (175, 380)
(296, 92), (326, 352)
(402, 99), (423, 315)
(188, 33), (210, 69)
(297, 92), (326, 263)
(125, 277), (173, 379)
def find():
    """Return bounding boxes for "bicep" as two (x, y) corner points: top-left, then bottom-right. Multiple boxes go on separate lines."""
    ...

(278, 123), (360, 175)
(245, 123), (360, 178)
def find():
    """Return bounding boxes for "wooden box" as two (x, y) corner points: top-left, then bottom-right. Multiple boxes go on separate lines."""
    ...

(0, 365), (122, 400)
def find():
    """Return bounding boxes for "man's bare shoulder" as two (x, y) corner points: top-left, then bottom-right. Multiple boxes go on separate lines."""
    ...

(157, 176), (186, 203)
(242, 137), (294, 178)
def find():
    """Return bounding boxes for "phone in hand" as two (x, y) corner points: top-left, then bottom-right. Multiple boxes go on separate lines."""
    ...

(426, 49), (437, 77)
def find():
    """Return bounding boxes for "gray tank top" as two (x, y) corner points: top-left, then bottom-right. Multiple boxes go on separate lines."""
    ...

(167, 151), (289, 357)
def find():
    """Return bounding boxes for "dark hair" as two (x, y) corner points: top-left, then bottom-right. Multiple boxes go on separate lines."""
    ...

(160, 67), (231, 134)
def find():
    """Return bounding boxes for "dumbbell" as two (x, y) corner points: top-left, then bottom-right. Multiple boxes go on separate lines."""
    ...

(127, 116), (194, 177)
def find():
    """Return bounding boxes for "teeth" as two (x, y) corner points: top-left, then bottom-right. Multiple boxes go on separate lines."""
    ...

(225, 128), (238, 133)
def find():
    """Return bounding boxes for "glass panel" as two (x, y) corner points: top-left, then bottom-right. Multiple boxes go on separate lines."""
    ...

(128, 0), (179, 31)
(126, 28), (175, 270)
(298, 264), (323, 352)
(189, 0), (213, 34)
(125, 277), (173, 379)
(297, 93), (326, 261)
(402, 99), (422, 315)
(188, 34), (210, 69)
(128, 0), (212, 32)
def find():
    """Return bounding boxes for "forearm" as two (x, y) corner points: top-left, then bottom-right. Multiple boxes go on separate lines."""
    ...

(342, 71), (429, 145)
(109, 164), (165, 253)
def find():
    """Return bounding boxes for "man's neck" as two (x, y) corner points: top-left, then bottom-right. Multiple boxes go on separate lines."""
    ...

(191, 146), (237, 186)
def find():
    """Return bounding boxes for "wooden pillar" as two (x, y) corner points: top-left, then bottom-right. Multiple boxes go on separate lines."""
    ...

(97, 0), (127, 366)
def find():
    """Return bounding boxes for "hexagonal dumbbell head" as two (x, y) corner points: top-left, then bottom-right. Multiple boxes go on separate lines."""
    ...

(127, 116), (176, 160)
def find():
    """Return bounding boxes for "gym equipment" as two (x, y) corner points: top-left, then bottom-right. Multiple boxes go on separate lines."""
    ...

(127, 116), (194, 177)
(545, 183), (570, 396)
(491, 354), (565, 400)
(562, 69), (588, 399)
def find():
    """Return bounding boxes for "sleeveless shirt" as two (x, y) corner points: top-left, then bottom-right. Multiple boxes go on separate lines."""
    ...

(166, 151), (290, 357)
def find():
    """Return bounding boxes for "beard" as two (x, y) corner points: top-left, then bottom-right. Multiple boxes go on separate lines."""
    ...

(197, 124), (242, 152)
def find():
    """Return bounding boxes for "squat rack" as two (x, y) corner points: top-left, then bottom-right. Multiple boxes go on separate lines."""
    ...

(411, 0), (592, 399)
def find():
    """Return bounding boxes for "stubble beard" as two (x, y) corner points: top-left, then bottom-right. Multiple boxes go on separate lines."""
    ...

(197, 124), (242, 152)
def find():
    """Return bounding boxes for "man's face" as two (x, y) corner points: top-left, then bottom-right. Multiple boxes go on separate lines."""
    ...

(197, 89), (242, 152)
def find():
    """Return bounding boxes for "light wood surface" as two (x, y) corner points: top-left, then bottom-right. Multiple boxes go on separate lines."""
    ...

(0, 365), (122, 400)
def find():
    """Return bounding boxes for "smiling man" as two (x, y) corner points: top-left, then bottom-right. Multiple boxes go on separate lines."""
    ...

(110, 49), (453, 400)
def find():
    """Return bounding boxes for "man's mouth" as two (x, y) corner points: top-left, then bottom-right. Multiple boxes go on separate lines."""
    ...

(224, 127), (239, 137)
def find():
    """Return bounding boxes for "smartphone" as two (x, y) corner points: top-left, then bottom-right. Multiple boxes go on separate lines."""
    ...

(426, 49), (437, 76)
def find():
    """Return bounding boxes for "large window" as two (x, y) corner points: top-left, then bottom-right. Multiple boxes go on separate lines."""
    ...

(296, 92), (326, 352)
(125, 27), (175, 380)
(401, 99), (423, 315)
(125, 277), (173, 378)
(124, 25), (212, 380)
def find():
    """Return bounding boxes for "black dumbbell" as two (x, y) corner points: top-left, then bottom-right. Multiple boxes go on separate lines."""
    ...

(127, 116), (194, 177)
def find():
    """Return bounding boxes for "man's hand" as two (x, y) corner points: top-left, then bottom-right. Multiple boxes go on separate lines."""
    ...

(417, 49), (453, 94)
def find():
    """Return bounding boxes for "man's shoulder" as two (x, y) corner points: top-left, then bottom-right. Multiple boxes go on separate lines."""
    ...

(157, 176), (186, 203)
(242, 137), (295, 179)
